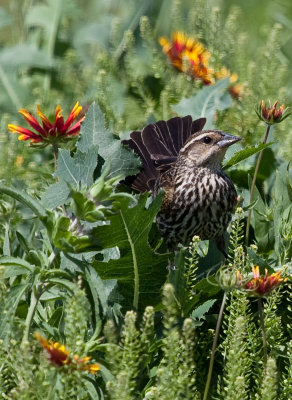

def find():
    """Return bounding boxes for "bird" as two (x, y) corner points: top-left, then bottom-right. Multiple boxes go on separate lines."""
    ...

(122, 115), (241, 256)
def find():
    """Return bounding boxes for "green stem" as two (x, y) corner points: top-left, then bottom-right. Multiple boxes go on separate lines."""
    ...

(203, 291), (227, 400)
(245, 125), (271, 246)
(22, 286), (39, 343)
(46, 370), (57, 400)
(52, 143), (58, 171)
(258, 297), (268, 365)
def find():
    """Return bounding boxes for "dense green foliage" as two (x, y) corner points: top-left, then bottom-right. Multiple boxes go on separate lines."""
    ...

(0, 0), (291, 399)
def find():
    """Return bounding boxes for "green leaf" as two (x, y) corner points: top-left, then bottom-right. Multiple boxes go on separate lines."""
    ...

(0, 184), (46, 217)
(84, 265), (119, 320)
(92, 194), (169, 310)
(3, 224), (10, 256)
(77, 102), (140, 179)
(172, 79), (231, 129)
(0, 256), (34, 276)
(41, 146), (98, 209)
(46, 278), (77, 293)
(41, 181), (71, 209)
(190, 299), (217, 326)
(0, 284), (30, 341)
(55, 146), (98, 187)
(252, 184), (274, 252)
(223, 142), (274, 169)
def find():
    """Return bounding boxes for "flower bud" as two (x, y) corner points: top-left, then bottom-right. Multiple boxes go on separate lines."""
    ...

(256, 100), (290, 125)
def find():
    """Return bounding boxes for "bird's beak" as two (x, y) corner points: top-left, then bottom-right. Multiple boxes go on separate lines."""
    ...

(217, 132), (242, 148)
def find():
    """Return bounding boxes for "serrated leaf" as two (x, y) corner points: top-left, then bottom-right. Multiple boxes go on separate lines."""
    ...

(223, 142), (274, 169)
(190, 299), (217, 325)
(77, 102), (140, 179)
(172, 79), (231, 129)
(55, 146), (98, 186)
(92, 194), (168, 310)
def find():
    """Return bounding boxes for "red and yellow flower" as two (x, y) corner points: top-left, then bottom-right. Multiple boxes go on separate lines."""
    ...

(237, 266), (286, 297)
(159, 32), (214, 84)
(8, 102), (84, 146)
(35, 332), (100, 374)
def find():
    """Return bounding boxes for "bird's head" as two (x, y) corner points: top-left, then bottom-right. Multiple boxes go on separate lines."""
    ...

(178, 130), (242, 168)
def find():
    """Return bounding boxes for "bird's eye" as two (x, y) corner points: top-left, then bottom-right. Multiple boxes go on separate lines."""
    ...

(203, 136), (212, 144)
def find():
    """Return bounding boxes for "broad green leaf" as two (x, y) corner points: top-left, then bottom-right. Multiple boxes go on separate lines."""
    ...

(42, 146), (98, 208)
(55, 147), (98, 187)
(223, 142), (274, 169)
(41, 181), (71, 209)
(172, 79), (231, 129)
(77, 102), (140, 179)
(92, 194), (169, 310)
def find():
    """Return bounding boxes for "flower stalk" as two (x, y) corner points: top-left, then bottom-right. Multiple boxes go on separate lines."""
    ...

(245, 99), (290, 246)
(203, 291), (227, 400)
(245, 124), (271, 245)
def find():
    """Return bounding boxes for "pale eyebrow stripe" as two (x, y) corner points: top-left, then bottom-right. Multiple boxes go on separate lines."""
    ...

(180, 132), (218, 152)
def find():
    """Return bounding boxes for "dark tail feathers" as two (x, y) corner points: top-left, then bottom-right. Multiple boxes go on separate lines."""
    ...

(122, 116), (206, 192)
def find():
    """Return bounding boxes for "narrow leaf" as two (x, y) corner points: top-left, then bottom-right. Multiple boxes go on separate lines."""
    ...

(0, 185), (46, 216)
(223, 142), (274, 169)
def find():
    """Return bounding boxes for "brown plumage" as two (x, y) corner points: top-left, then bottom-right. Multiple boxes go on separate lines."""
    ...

(123, 115), (241, 256)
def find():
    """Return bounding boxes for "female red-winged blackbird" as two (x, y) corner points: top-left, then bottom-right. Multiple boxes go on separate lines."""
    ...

(123, 116), (241, 256)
